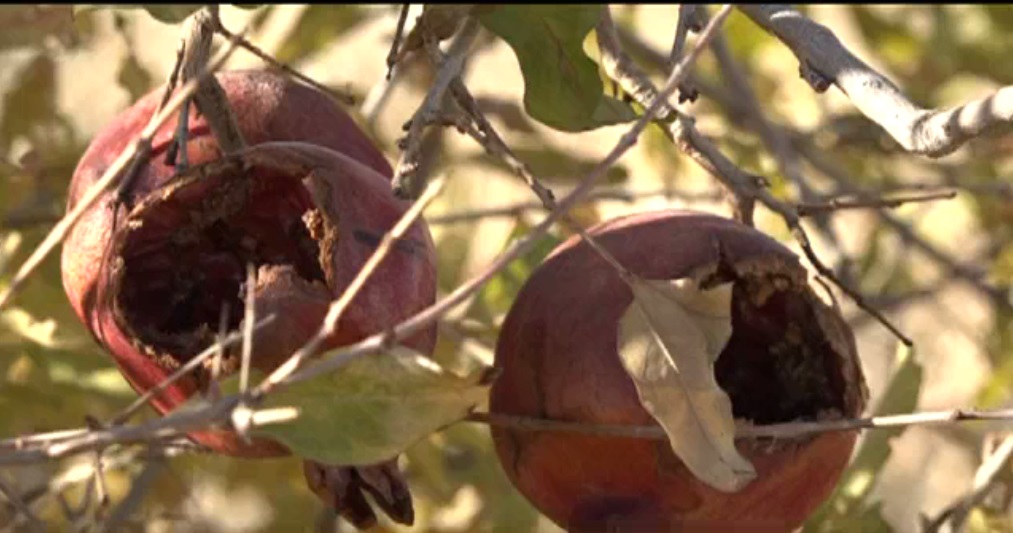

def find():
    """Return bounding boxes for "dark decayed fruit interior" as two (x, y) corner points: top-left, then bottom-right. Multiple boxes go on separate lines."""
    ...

(112, 161), (328, 367)
(715, 271), (848, 425)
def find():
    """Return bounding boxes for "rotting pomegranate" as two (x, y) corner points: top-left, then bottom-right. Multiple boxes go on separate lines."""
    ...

(489, 209), (867, 533)
(61, 70), (436, 528)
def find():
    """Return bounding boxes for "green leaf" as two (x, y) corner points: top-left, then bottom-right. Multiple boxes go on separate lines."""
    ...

(196, 347), (489, 466)
(617, 277), (756, 492)
(478, 5), (636, 132)
(803, 343), (921, 532)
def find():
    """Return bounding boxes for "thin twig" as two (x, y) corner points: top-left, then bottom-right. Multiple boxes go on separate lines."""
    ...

(466, 407), (1013, 440)
(108, 315), (276, 426)
(283, 5), (736, 389)
(0, 24), (248, 312)
(214, 22), (356, 105)
(0, 4), (731, 467)
(239, 264), (256, 394)
(438, 57), (634, 280)
(595, 6), (912, 345)
(98, 454), (165, 533)
(391, 17), (478, 199)
(386, 4), (411, 79)
(427, 188), (723, 225)
(922, 433), (1013, 533)
(738, 5), (1013, 157)
(796, 190), (956, 217)
(668, 5), (699, 71)
(0, 474), (45, 532)
(707, 25), (855, 282)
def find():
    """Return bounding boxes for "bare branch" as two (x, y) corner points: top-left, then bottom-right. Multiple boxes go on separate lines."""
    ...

(214, 22), (356, 105)
(282, 5), (736, 388)
(796, 190), (956, 217)
(427, 188), (723, 225)
(738, 5), (1013, 157)
(596, 6), (912, 345)
(386, 4), (411, 79)
(468, 407), (1013, 441)
(391, 17), (479, 199)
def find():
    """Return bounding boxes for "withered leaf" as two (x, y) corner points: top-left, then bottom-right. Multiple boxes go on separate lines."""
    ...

(616, 277), (756, 492)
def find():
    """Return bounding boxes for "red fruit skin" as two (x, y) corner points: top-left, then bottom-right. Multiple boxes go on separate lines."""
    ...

(62, 70), (436, 457)
(490, 210), (863, 533)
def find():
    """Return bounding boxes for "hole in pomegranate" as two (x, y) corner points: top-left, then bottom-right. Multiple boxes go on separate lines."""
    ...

(710, 271), (847, 425)
(113, 160), (328, 366)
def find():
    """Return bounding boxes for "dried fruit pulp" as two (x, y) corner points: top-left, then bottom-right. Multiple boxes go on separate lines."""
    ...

(490, 209), (866, 532)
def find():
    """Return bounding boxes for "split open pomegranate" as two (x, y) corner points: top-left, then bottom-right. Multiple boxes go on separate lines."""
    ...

(61, 70), (436, 528)
(489, 209), (867, 533)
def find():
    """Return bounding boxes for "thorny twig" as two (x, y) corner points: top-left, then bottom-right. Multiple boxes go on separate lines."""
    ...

(738, 5), (1013, 157)
(0, 23), (249, 312)
(595, 5), (912, 345)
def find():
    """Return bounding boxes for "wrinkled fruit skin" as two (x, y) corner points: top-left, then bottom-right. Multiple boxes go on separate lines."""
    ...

(489, 210), (866, 533)
(61, 71), (436, 527)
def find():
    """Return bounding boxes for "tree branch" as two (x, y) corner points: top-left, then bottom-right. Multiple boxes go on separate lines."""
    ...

(738, 5), (1013, 157)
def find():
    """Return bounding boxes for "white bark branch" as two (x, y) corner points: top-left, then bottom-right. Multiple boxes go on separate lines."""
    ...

(739, 4), (1013, 157)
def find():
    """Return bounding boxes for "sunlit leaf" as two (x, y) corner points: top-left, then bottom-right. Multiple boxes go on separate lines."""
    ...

(194, 347), (489, 466)
(478, 5), (636, 132)
(617, 277), (755, 492)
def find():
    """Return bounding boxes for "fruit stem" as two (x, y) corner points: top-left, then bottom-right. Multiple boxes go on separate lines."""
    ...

(180, 6), (247, 155)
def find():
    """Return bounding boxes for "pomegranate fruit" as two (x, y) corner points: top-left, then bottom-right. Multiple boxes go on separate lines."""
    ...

(61, 70), (436, 527)
(489, 209), (867, 533)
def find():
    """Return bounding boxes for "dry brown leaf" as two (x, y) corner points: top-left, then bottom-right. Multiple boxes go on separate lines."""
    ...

(616, 277), (756, 492)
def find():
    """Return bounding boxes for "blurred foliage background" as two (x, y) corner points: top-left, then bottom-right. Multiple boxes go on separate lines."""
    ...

(0, 4), (1011, 532)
